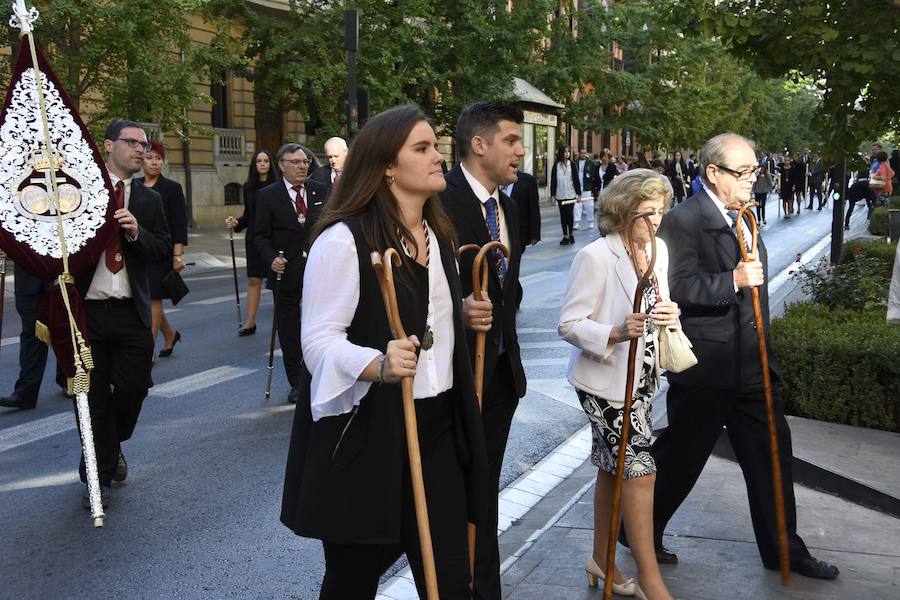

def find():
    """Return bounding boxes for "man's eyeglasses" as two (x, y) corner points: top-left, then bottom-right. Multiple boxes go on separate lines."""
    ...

(281, 159), (310, 167)
(114, 137), (151, 151)
(715, 164), (763, 180)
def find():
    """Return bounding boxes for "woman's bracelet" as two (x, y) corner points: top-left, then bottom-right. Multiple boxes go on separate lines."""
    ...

(378, 355), (387, 384)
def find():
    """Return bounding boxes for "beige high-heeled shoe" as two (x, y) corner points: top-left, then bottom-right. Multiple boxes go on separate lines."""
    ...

(585, 556), (636, 596)
(634, 583), (681, 600)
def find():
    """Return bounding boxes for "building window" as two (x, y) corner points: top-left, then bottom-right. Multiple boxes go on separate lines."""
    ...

(224, 182), (242, 206)
(211, 73), (229, 129)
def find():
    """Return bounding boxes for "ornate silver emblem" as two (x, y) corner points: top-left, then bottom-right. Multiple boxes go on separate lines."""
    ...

(297, 213), (306, 225)
(0, 67), (109, 258)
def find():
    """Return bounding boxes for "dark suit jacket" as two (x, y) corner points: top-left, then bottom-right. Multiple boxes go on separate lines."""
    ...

(440, 164), (526, 399)
(657, 189), (779, 389)
(507, 171), (541, 247)
(253, 178), (328, 292)
(592, 162), (619, 195)
(309, 165), (334, 198)
(138, 175), (187, 246)
(549, 160), (582, 199)
(75, 180), (172, 329)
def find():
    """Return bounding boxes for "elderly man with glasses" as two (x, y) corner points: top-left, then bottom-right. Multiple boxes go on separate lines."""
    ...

(621, 133), (840, 582)
(254, 143), (328, 404)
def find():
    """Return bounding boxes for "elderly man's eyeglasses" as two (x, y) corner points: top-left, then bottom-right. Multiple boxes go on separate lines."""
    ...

(281, 159), (310, 167)
(715, 164), (763, 180)
(114, 137), (151, 151)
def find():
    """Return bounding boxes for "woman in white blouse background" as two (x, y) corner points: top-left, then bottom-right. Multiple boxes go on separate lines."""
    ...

(558, 170), (679, 600)
(279, 105), (489, 600)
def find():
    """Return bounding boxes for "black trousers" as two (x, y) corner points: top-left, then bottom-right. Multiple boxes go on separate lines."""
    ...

(650, 381), (810, 568)
(11, 284), (49, 405)
(276, 288), (302, 388)
(319, 395), (470, 600)
(79, 299), (153, 485)
(754, 192), (767, 223)
(808, 182), (824, 208)
(473, 354), (519, 600)
(557, 199), (574, 238)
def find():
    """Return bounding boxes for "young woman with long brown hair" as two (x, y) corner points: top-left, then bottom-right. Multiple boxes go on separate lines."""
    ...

(280, 104), (489, 599)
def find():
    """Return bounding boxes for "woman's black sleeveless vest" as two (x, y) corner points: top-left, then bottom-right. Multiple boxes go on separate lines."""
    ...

(280, 216), (489, 544)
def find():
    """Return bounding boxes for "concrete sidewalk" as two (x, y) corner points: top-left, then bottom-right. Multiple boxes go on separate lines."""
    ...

(498, 453), (900, 599)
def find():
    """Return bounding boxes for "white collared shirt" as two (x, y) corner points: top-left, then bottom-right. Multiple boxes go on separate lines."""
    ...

(284, 177), (305, 205)
(301, 222), (455, 421)
(86, 171), (133, 300)
(701, 181), (752, 250)
(460, 163), (509, 251)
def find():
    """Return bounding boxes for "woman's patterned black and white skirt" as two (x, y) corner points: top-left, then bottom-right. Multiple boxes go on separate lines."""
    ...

(576, 389), (656, 479)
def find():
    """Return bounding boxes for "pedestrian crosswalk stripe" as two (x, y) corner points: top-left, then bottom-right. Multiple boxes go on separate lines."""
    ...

(0, 412), (74, 454)
(149, 366), (256, 398)
(519, 270), (562, 286)
(518, 340), (567, 350)
(521, 357), (569, 367)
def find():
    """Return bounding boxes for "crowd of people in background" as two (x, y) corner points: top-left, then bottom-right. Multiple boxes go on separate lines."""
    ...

(557, 141), (899, 240)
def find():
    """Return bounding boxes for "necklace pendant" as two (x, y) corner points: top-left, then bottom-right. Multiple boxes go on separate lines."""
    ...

(422, 325), (434, 351)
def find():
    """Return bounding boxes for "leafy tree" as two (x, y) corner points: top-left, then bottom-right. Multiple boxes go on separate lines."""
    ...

(685, 0), (900, 161)
(0, 0), (218, 140)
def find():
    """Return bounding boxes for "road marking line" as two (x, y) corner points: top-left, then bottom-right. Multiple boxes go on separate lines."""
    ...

(0, 412), (74, 454)
(521, 357), (569, 367)
(519, 340), (567, 350)
(149, 366), (256, 398)
(1, 336), (19, 347)
(519, 270), (563, 286)
(517, 327), (556, 334)
(0, 470), (79, 493)
(189, 291), (248, 306)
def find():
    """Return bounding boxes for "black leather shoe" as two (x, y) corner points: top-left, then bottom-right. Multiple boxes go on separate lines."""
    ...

(82, 484), (111, 510)
(559, 237), (569, 245)
(158, 330), (182, 357)
(112, 451), (128, 483)
(287, 386), (300, 404)
(618, 529), (679, 564)
(238, 325), (257, 337)
(0, 395), (36, 410)
(791, 556), (839, 580)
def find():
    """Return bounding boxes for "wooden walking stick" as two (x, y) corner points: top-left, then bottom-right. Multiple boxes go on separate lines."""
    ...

(604, 212), (656, 600)
(735, 202), (791, 587)
(264, 250), (284, 400)
(371, 248), (439, 600)
(228, 227), (243, 329)
(457, 241), (510, 589)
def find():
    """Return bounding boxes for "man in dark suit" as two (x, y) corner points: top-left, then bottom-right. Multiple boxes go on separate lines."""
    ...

(254, 143), (327, 404)
(502, 170), (540, 308)
(309, 136), (347, 197)
(441, 101), (527, 600)
(646, 133), (838, 580)
(0, 265), (51, 410)
(75, 120), (171, 507)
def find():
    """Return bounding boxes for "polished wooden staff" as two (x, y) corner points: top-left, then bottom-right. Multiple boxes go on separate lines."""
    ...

(735, 201), (791, 586)
(228, 227), (243, 329)
(604, 212), (656, 600)
(265, 250), (284, 400)
(457, 240), (510, 589)
(372, 248), (439, 600)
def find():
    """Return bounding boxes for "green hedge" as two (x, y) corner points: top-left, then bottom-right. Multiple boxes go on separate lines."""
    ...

(868, 206), (889, 236)
(770, 303), (900, 432)
(839, 238), (897, 273)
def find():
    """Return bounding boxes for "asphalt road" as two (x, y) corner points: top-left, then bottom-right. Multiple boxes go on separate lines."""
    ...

(0, 192), (858, 599)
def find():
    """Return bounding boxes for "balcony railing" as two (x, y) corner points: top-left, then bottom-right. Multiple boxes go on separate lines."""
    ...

(213, 128), (245, 161)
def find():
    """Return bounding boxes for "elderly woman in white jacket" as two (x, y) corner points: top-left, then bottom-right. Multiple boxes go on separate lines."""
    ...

(559, 169), (679, 600)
